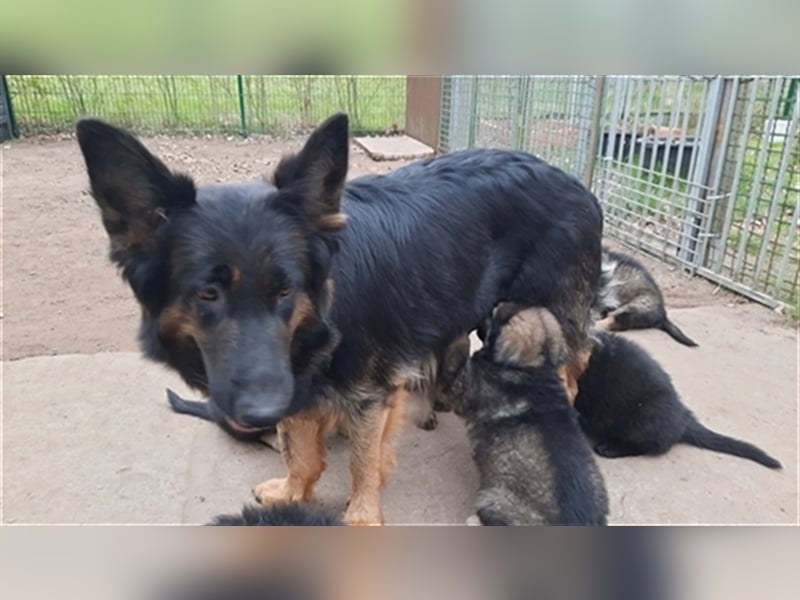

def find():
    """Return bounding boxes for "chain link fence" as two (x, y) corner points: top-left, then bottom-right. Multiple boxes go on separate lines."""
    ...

(701, 77), (799, 307)
(6, 75), (406, 137)
(440, 75), (799, 312)
(4, 74), (797, 310)
(440, 76), (597, 179)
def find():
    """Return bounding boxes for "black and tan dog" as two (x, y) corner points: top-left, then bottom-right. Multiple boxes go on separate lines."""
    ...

(592, 247), (698, 347)
(76, 114), (603, 525)
(450, 305), (609, 526)
(575, 331), (781, 469)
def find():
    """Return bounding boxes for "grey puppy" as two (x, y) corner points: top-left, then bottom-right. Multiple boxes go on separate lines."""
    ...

(450, 304), (609, 526)
(593, 247), (698, 347)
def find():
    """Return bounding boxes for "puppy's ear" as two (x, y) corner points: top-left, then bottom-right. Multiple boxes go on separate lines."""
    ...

(494, 307), (567, 368)
(272, 113), (349, 231)
(76, 119), (196, 270)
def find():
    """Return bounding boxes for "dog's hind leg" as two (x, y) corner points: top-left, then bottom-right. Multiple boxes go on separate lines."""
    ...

(252, 412), (328, 505)
(379, 390), (408, 487)
(594, 314), (617, 330)
(559, 344), (593, 405)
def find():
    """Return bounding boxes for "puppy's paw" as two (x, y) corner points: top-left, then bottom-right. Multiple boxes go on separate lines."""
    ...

(465, 514), (482, 526)
(416, 411), (438, 431)
(594, 442), (627, 458)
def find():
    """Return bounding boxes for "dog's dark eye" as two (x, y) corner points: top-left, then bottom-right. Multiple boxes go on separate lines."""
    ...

(198, 286), (219, 302)
(278, 286), (293, 298)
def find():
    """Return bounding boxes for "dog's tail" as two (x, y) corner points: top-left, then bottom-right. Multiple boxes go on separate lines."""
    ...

(681, 420), (782, 469)
(658, 318), (698, 347)
(166, 388), (214, 421)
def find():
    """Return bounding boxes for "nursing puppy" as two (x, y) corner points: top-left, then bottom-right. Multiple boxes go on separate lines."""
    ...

(575, 331), (781, 469)
(451, 304), (609, 526)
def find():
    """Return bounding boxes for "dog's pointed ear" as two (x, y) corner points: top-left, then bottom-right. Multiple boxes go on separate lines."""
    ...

(76, 119), (196, 269)
(272, 113), (349, 231)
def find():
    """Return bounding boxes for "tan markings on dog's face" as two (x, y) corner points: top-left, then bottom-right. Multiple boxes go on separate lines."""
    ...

(229, 265), (242, 285)
(288, 292), (316, 337)
(320, 278), (335, 313)
(317, 212), (348, 231)
(494, 307), (567, 368)
(158, 305), (205, 343)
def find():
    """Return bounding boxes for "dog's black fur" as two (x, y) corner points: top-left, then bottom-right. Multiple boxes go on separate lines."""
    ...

(209, 503), (344, 526)
(575, 331), (782, 469)
(77, 113), (602, 434)
(452, 306), (609, 526)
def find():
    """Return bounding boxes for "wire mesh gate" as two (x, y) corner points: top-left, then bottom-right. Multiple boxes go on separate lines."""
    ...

(439, 75), (799, 311)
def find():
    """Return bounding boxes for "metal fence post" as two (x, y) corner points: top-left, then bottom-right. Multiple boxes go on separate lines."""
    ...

(237, 75), (248, 137)
(583, 76), (606, 189)
(678, 77), (725, 266)
(514, 77), (531, 150)
(699, 77), (736, 269)
(0, 75), (19, 139)
(467, 76), (479, 148)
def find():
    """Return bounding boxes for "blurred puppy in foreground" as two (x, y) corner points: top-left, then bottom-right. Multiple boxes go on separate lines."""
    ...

(209, 503), (344, 526)
(450, 304), (609, 526)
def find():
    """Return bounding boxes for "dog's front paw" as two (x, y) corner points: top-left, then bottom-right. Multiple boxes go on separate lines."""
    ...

(343, 504), (384, 526)
(252, 477), (292, 504)
(465, 514), (482, 526)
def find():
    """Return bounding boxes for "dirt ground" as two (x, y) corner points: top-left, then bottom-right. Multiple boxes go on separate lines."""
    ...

(2, 134), (797, 525)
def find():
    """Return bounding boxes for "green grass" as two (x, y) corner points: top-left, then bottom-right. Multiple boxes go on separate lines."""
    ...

(7, 75), (406, 136)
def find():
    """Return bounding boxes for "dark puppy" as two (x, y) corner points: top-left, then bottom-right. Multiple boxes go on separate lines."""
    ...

(452, 305), (609, 526)
(575, 331), (781, 469)
(593, 247), (698, 347)
(209, 503), (344, 526)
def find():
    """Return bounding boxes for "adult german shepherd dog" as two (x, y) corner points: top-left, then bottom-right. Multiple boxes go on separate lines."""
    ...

(77, 114), (603, 525)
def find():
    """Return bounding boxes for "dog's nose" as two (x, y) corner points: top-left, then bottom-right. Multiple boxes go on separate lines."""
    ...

(235, 397), (289, 428)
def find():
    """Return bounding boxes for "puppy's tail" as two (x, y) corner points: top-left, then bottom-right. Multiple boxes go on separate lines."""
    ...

(166, 388), (214, 421)
(681, 420), (782, 469)
(658, 318), (698, 347)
